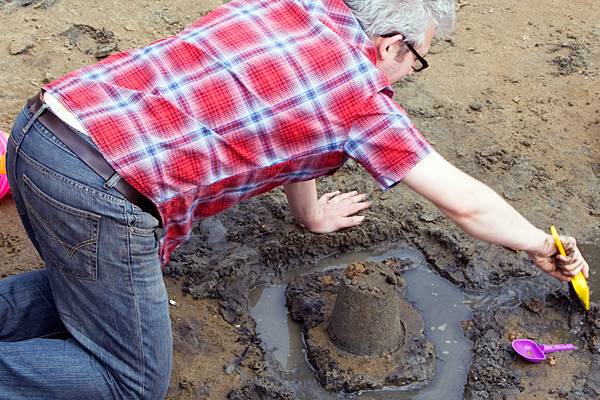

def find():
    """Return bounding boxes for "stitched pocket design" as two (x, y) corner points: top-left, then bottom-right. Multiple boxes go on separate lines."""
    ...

(22, 174), (100, 280)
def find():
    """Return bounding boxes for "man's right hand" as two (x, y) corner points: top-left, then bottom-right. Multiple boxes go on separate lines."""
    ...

(527, 234), (589, 282)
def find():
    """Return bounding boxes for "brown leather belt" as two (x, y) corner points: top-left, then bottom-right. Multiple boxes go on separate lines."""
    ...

(27, 93), (161, 223)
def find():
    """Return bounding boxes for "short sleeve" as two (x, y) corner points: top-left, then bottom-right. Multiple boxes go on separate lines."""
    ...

(344, 91), (432, 189)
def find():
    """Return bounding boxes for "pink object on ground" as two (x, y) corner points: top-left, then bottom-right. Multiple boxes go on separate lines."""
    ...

(0, 130), (10, 199)
(512, 338), (577, 363)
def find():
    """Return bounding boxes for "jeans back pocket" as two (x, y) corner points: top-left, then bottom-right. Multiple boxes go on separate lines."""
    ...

(22, 174), (100, 280)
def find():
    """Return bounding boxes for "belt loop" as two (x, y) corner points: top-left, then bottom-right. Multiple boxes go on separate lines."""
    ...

(22, 103), (49, 135)
(103, 172), (122, 190)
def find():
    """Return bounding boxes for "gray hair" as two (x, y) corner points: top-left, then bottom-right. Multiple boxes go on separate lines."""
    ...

(343, 0), (456, 46)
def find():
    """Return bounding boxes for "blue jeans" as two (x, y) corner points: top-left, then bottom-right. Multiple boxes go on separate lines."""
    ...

(1, 105), (172, 399)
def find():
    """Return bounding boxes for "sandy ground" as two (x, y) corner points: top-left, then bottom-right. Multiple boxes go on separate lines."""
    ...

(1, 0), (599, 399)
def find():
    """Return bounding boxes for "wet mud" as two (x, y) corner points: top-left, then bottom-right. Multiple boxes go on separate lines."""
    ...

(464, 292), (600, 400)
(60, 24), (119, 59)
(228, 377), (293, 400)
(1, 0), (56, 9)
(1, 0), (599, 398)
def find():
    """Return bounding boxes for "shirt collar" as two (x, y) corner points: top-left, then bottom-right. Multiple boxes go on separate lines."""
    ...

(326, 0), (393, 92)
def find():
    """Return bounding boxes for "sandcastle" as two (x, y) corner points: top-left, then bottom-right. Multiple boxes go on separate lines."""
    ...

(286, 260), (436, 392)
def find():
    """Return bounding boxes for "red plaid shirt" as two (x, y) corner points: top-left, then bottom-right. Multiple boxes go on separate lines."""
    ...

(44, 0), (432, 266)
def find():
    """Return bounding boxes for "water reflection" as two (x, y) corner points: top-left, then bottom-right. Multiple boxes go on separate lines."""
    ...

(249, 244), (472, 400)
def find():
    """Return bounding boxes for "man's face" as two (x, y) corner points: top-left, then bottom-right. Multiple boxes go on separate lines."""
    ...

(374, 24), (435, 83)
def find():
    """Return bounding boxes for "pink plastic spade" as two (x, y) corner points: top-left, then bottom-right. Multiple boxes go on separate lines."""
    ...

(0, 130), (10, 199)
(512, 339), (577, 363)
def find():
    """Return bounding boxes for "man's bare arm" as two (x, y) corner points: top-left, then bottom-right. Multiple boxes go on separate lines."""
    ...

(402, 151), (588, 281)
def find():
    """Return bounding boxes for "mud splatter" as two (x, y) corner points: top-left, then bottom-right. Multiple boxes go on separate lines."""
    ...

(60, 24), (119, 59)
(548, 40), (592, 76)
(0, 0), (55, 9)
(0, 232), (22, 254)
(228, 377), (293, 400)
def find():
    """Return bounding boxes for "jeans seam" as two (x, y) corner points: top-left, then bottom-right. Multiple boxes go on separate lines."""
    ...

(9, 111), (29, 182)
(127, 205), (145, 400)
(24, 107), (79, 157)
(22, 173), (104, 219)
(17, 147), (128, 206)
(63, 324), (121, 400)
(36, 329), (69, 339)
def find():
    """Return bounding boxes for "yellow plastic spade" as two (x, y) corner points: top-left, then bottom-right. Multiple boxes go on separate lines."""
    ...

(550, 225), (590, 311)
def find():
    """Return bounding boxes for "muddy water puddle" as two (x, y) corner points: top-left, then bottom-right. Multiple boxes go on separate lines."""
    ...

(466, 272), (562, 311)
(249, 239), (599, 398)
(250, 245), (472, 399)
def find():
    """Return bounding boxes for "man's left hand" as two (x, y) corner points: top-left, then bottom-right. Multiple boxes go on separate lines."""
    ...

(303, 190), (371, 233)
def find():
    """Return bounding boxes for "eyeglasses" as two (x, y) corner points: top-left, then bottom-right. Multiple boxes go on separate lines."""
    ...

(380, 32), (429, 72)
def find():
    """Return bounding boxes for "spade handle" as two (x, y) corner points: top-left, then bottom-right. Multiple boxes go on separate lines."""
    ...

(539, 343), (577, 354)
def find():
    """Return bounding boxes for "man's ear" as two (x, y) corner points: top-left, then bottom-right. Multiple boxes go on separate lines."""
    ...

(373, 33), (404, 61)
